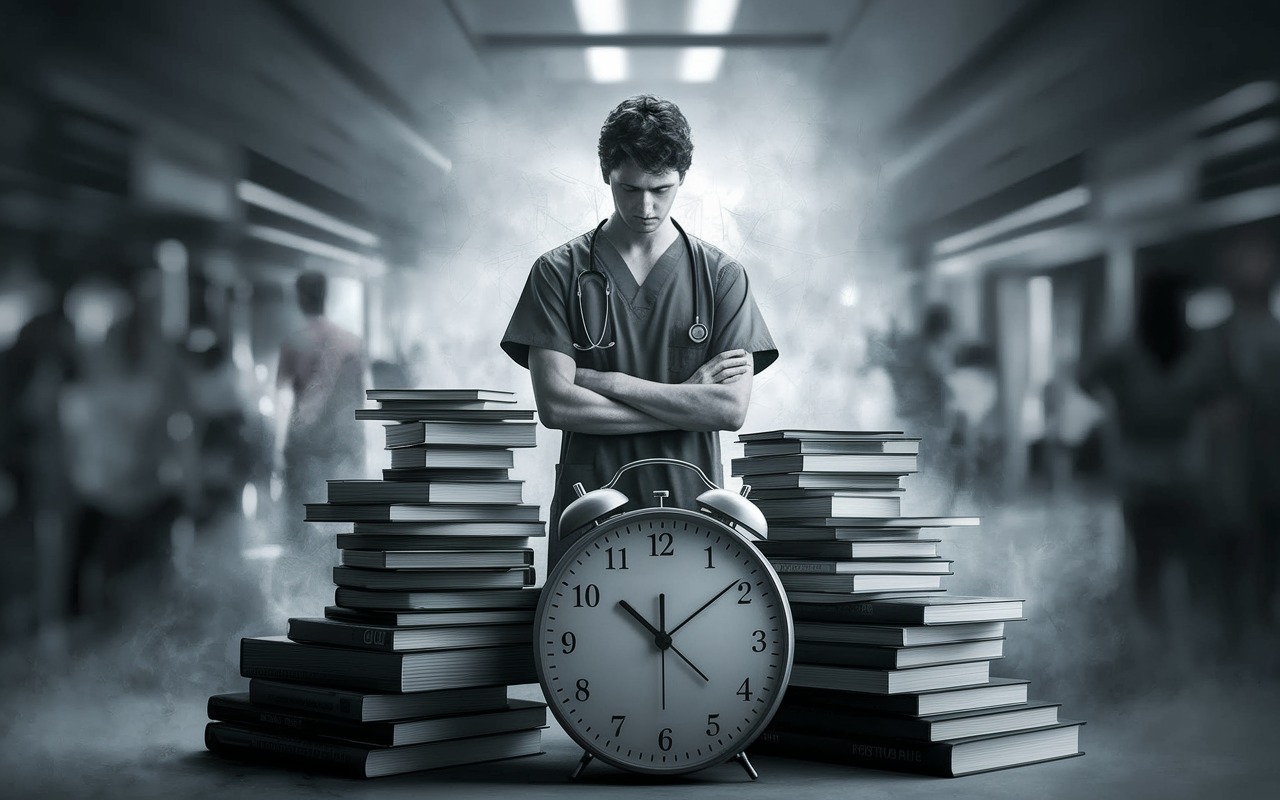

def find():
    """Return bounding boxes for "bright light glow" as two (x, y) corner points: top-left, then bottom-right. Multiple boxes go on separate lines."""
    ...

(1186, 287), (1233, 330)
(840, 284), (860, 308)
(242, 482), (258, 520)
(689, 0), (738, 32)
(258, 395), (274, 417)
(586, 47), (628, 83)
(243, 544), (283, 561)
(1028, 275), (1054, 387)
(238, 181), (380, 247)
(680, 0), (738, 82)
(574, 0), (624, 33)
(679, 47), (725, 83)
(245, 224), (376, 269)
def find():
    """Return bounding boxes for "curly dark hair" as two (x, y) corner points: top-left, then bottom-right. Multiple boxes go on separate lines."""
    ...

(598, 95), (694, 183)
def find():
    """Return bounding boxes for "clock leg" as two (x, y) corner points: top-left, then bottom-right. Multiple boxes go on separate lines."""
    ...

(733, 751), (759, 781)
(570, 750), (594, 780)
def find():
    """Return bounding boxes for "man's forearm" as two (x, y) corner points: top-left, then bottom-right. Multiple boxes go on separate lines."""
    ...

(583, 371), (747, 432)
(539, 377), (677, 435)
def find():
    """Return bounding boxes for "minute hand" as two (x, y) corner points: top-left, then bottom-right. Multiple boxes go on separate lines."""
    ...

(668, 578), (742, 637)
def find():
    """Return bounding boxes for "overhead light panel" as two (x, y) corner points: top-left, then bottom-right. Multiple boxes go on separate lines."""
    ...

(575, 0), (629, 82)
(680, 0), (738, 82)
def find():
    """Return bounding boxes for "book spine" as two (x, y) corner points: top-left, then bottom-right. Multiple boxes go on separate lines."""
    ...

(770, 705), (925, 740)
(790, 603), (919, 624)
(288, 620), (400, 651)
(205, 722), (371, 777)
(208, 697), (392, 745)
(769, 562), (838, 573)
(749, 728), (952, 777)
(248, 682), (363, 721)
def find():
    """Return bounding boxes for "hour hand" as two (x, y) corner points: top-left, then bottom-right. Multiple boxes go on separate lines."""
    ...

(617, 599), (663, 639)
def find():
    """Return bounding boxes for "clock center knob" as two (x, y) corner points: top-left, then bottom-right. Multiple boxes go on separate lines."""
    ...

(654, 631), (672, 650)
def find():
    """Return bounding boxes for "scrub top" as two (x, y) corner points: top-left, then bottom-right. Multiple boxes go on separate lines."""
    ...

(501, 224), (778, 567)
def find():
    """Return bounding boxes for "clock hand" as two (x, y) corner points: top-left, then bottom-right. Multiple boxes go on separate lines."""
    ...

(660, 594), (666, 710)
(667, 578), (741, 637)
(618, 598), (709, 682)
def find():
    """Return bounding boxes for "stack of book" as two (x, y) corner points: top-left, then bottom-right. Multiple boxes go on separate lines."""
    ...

(205, 389), (548, 778)
(737, 429), (1084, 778)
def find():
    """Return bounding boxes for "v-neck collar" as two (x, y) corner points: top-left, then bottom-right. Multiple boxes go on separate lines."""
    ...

(596, 233), (684, 312)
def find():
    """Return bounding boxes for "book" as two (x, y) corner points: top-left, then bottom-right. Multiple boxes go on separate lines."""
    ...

(336, 535), (534, 552)
(205, 722), (543, 778)
(208, 694), (547, 747)
(779, 678), (1031, 717)
(794, 621), (1007, 647)
(743, 439), (920, 457)
(324, 606), (536, 628)
(287, 618), (533, 652)
(366, 389), (516, 403)
(767, 516), (981, 529)
(389, 446), (514, 470)
(247, 680), (508, 722)
(340, 549), (533, 569)
(376, 400), (514, 411)
(306, 504), (543, 523)
(327, 480), (524, 505)
(769, 700), (1060, 744)
(778, 573), (945, 593)
(385, 421), (536, 449)
(335, 587), (541, 611)
(738, 429), (905, 441)
(754, 540), (940, 559)
(746, 488), (906, 501)
(743, 473), (906, 491)
(352, 521), (546, 538)
(783, 590), (946, 604)
(752, 495), (903, 518)
(749, 721), (1083, 777)
(332, 566), (533, 591)
(794, 638), (1005, 669)
(733, 454), (919, 476)
(768, 558), (953, 575)
(240, 636), (538, 693)
(791, 596), (1026, 625)
(789, 660), (991, 694)
(357, 408), (536, 422)
(767, 527), (925, 541)
(384, 468), (511, 482)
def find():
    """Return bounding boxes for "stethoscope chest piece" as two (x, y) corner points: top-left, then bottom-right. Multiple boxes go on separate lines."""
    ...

(688, 320), (709, 343)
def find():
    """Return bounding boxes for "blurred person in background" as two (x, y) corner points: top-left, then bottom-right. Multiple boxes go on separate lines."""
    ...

(947, 342), (1003, 502)
(1179, 226), (1280, 639)
(273, 270), (366, 547)
(1080, 271), (1200, 633)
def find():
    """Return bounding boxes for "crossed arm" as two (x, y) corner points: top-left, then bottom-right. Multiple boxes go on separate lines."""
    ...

(528, 347), (754, 435)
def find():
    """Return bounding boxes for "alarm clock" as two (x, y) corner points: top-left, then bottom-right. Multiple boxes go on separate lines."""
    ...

(534, 458), (794, 779)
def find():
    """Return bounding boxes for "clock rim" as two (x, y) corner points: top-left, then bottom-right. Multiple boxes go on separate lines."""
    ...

(534, 506), (795, 776)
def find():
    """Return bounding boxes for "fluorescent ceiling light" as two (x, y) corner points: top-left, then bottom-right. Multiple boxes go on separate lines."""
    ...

(574, 0), (628, 82)
(246, 224), (377, 269)
(238, 181), (380, 248)
(680, 0), (738, 82)
(679, 48), (724, 83)
(586, 47), (628, 82)
(574, 0), (624, 33)
(932, 187), (1090, 258)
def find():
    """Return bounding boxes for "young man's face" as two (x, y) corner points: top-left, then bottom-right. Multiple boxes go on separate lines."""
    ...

(607, 160), (682, 236)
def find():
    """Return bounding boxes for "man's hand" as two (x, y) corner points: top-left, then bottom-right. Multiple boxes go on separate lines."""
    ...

(684, 349), (752, 386)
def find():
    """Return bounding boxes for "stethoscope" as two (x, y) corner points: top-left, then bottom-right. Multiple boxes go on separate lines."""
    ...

(573, 218), (709, 351)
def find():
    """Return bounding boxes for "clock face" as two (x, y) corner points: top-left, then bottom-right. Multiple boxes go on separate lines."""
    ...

(536, 508), (793, 775)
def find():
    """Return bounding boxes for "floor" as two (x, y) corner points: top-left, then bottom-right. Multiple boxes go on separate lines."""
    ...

(1, 487), (1278, 799)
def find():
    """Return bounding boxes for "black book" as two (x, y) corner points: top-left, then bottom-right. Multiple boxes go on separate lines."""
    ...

(207, 694), (547, 747)
(327, 480), (523, 505)
(383, 468), (510, 482)
(752, 494), (903, 518)
(778, 573), (945, 593)
(749, 722), (1083, 777)
(766, 527), (925, 541)
(744, 473), (906, 491)
(352, 520), (545, 538)
(332, 566), (533, 591)
(356, 408), (536, 422)
(743, 439), (920, 457)
(770, 700), (1060, 743)
(306, 503), (542, 523)
(754, 540), (940, 559)
(340, 549), (533, 569)
(205, 722), (543, 778)
(732, 453), (919, 475)
(737, 429), (905, 441)
(385, 421), (536, 448)
(388, 446), (514, 470)
(287, 618), (532, 652)
(791, 596), (1025, 625)
(336, 535), (534, 552)
(789, 660), (990, 694)
(334, 587), (540, 612)
(768, 558), (953, 575)
(366, 389), (516, 403)
(794, 620), (1007, 647)
(239, 636), (538, 693)
(247, 680), (508, 722)
(324, 606), (535, 628)
(794, 638), (1005, 670)
(779, 679), (1031, 717)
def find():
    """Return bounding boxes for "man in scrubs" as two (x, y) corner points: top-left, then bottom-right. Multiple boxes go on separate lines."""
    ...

(501, 95), (778, 567)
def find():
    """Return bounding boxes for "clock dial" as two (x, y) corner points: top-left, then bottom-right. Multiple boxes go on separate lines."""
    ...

(537, 509), (792, 775)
